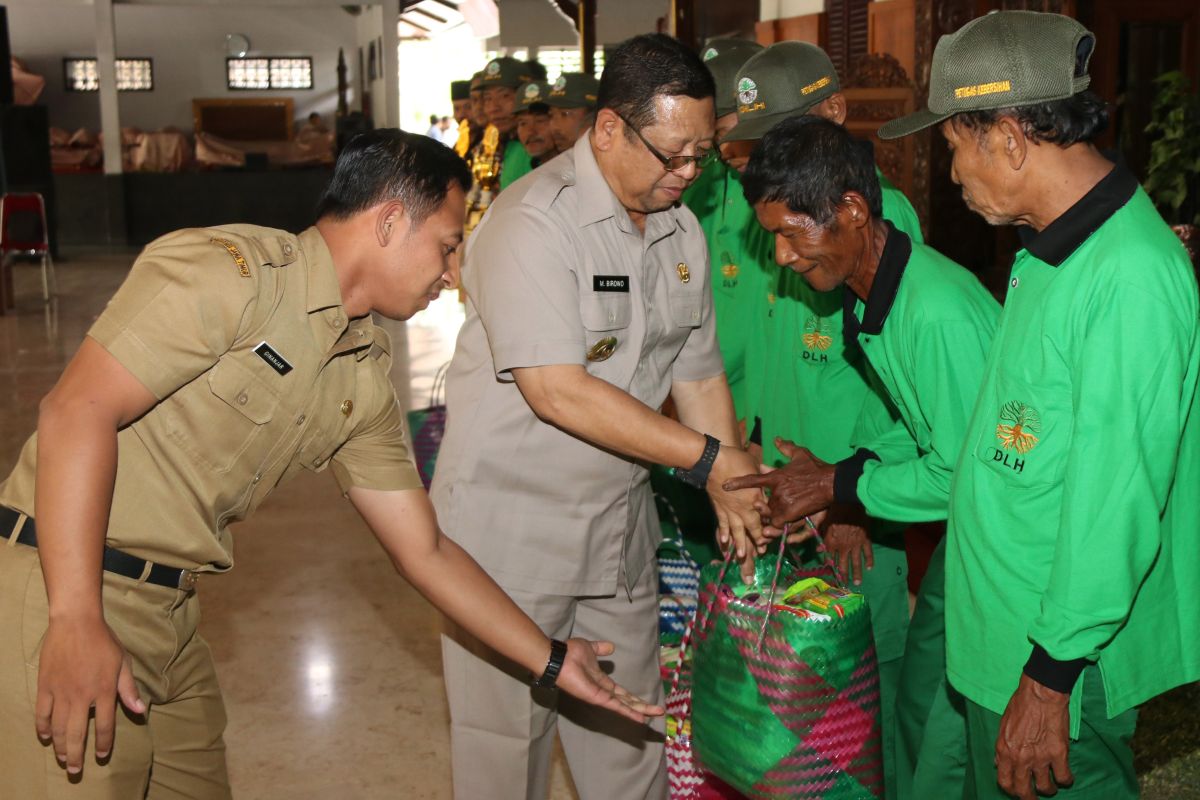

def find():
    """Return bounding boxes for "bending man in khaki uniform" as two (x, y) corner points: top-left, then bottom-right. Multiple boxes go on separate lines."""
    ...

(432, 34), (764, 800)
(0, 130), (660, 800)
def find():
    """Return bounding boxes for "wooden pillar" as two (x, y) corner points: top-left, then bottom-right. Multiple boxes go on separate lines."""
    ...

(579, 0), (596, 76)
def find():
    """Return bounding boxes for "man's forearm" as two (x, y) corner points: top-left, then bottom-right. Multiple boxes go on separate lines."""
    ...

(34, 400), (119, 620)
(671, 374), (741, 449)
(513, 366), (709, 470)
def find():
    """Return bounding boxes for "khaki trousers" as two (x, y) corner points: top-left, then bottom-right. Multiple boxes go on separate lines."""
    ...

(441, 561), (667, 800)
(0, 527), (231, 800)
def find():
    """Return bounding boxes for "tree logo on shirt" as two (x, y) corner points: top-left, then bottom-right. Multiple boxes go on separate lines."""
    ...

(802, 315), (833, 351)
(996, 401), (1040, 454)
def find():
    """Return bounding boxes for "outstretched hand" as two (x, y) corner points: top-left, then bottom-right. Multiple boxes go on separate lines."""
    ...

(555, 639), (665, 724)
(723, 438), (837, 528)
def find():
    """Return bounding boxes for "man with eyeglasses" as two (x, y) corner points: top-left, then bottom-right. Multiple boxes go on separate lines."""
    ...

(430, 33), (764, 800)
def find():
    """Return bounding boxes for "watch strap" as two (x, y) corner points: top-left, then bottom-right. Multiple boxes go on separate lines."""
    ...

(533, 639), (569, 689)
(674, 434), (721, 489)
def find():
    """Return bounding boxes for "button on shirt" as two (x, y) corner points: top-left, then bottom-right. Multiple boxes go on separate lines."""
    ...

(431, 134), (724, 595)
(0, 225), (421, 571)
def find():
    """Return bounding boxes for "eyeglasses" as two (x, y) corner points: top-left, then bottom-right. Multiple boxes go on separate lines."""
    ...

(616, 112), (717, 173)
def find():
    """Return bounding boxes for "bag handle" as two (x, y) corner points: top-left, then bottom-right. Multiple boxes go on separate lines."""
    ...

(427, 361), (450, 408)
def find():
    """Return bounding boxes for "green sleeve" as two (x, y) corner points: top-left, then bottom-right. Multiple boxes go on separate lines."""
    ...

(1028, 281), (1196, 661)
(499, 140), (533, 191)
(857, 320), (990, 522)
(851, 367), (917, 464)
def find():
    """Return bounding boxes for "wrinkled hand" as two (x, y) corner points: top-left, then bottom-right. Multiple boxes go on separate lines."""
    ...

(35, 617), (146, 774)
(995, 674), (1073, 800)
(819, 506), (873, 585)
(723, 438), (836, 528)
(555, 639), (665, 724)
(707, 446), (765, 583)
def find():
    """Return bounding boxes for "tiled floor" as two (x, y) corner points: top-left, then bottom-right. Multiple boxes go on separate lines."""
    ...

(0, 252), (578, 799)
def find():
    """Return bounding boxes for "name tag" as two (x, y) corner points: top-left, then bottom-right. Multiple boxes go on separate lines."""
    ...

(593, 275), (629, 293)
(254, 341), (293, 376)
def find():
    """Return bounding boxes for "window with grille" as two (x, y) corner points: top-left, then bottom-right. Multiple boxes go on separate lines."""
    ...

(480, 49), (604, 84)
(227, 57), (313, 90)
(63, 58), (154, 92)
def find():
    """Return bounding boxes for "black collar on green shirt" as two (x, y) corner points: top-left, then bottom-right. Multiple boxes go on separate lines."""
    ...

(1017, 161), (1138, 267)
(842, 221), (912, 344)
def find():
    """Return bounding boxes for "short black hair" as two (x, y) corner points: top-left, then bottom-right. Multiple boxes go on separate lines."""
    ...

(951, 90), (1109, 146)
(596, 34), (714, 131)
(316, 129), (471, 224)
(742, 115), (882, 225)
(525, 60), (548, 82)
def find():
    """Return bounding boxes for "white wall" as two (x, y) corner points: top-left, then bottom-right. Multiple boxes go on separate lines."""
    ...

(8, 3), (358, 132)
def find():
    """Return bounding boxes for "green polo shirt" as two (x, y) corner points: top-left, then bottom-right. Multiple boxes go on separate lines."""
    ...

(681, 161), (775, 422)
(756, 168), (928, 472)
(946, 166), (1200, 722)
(498, 139), (533, 191)
(832, 226), (999, 522)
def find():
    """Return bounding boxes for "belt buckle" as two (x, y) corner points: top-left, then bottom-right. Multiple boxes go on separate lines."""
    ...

(177, 570), (198, 592)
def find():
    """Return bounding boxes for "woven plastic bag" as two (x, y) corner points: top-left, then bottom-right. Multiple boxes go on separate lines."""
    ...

(657, 497), (701, 644)
(690, 540), (884, 800)
(405, 363), (448, 489)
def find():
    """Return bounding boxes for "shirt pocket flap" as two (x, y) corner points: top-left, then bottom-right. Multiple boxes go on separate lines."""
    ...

(580, 293), (633, 332)
(668, 292), (703, 328)
(208, 357), (281, 425)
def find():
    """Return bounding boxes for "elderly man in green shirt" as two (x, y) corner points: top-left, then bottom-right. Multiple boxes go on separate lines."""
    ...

(720, 41), (937, 798)
(727, 114), (999, 800)
(880, 11), (1200, 800)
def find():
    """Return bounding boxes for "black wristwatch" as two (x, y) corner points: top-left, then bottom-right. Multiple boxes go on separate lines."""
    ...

(533, 639), (569, 688)
(672, 434), (721, 489)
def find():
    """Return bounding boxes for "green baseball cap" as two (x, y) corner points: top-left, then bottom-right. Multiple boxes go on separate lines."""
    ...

(451, 80), (471, 101)
(701, 38), (764, 117)
(480, 56), (538, 90)
(515, 81), (552, 113)
(545, 72), (600, 109)
(879, 11), (1095, 139)
(469, 71), (484, 92)
(722, 41), (840, 143)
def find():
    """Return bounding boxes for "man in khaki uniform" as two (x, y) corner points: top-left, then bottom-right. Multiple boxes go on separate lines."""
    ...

(432, 35), (764, 800)
(0, 130), (660, 799)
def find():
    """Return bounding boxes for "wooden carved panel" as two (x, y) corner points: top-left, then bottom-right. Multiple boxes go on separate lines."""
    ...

(192, 98), (295, 142)
(868, 0), (916, 81)
(843, 87), (917, 210)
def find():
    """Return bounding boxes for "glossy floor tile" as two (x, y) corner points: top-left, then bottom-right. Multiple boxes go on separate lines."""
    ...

(1, 253), (577, 799)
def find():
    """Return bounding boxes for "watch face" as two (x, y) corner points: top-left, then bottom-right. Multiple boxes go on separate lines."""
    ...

(226, 33), (250, 58)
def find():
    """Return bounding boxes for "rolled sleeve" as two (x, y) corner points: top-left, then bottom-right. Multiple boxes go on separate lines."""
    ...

(463, 204), (586, 377)
(87, 229), (259, 399)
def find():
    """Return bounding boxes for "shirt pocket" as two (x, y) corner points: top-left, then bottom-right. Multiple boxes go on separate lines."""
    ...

(580, 292), (632, 332)
(166, 355), (282, 474)
(971, 374), (1073, 489)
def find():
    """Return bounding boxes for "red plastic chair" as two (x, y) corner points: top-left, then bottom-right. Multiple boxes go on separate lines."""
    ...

(1, 192), (55, 310)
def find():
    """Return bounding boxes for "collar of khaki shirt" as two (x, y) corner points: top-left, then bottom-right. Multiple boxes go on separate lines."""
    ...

(298, 226), (383, 363)
(571, 132), (688, 246)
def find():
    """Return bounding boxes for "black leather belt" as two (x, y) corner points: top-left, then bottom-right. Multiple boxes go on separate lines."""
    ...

(2, 506), (196, 591)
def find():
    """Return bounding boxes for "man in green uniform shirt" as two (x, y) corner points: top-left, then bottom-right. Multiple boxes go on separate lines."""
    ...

(474, 57), (537, 194)
(513, 81), (560, 174)
(721, 41), (936, 798)
(680, 38), (769, 428)
(881, 11), (1200, 799)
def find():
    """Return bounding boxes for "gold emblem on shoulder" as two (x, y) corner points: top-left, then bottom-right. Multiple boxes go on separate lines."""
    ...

(211, 237), (251, 278)
(586, 336), (618, 362)
(676, 262), (690, 283)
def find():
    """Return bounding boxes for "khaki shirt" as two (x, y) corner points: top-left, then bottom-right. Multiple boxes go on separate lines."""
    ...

(0, 225), (421, 571)
(431, 134), (724, 596)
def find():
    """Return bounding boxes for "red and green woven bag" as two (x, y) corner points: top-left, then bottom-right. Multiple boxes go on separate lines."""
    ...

(690, 543), (884, 800)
